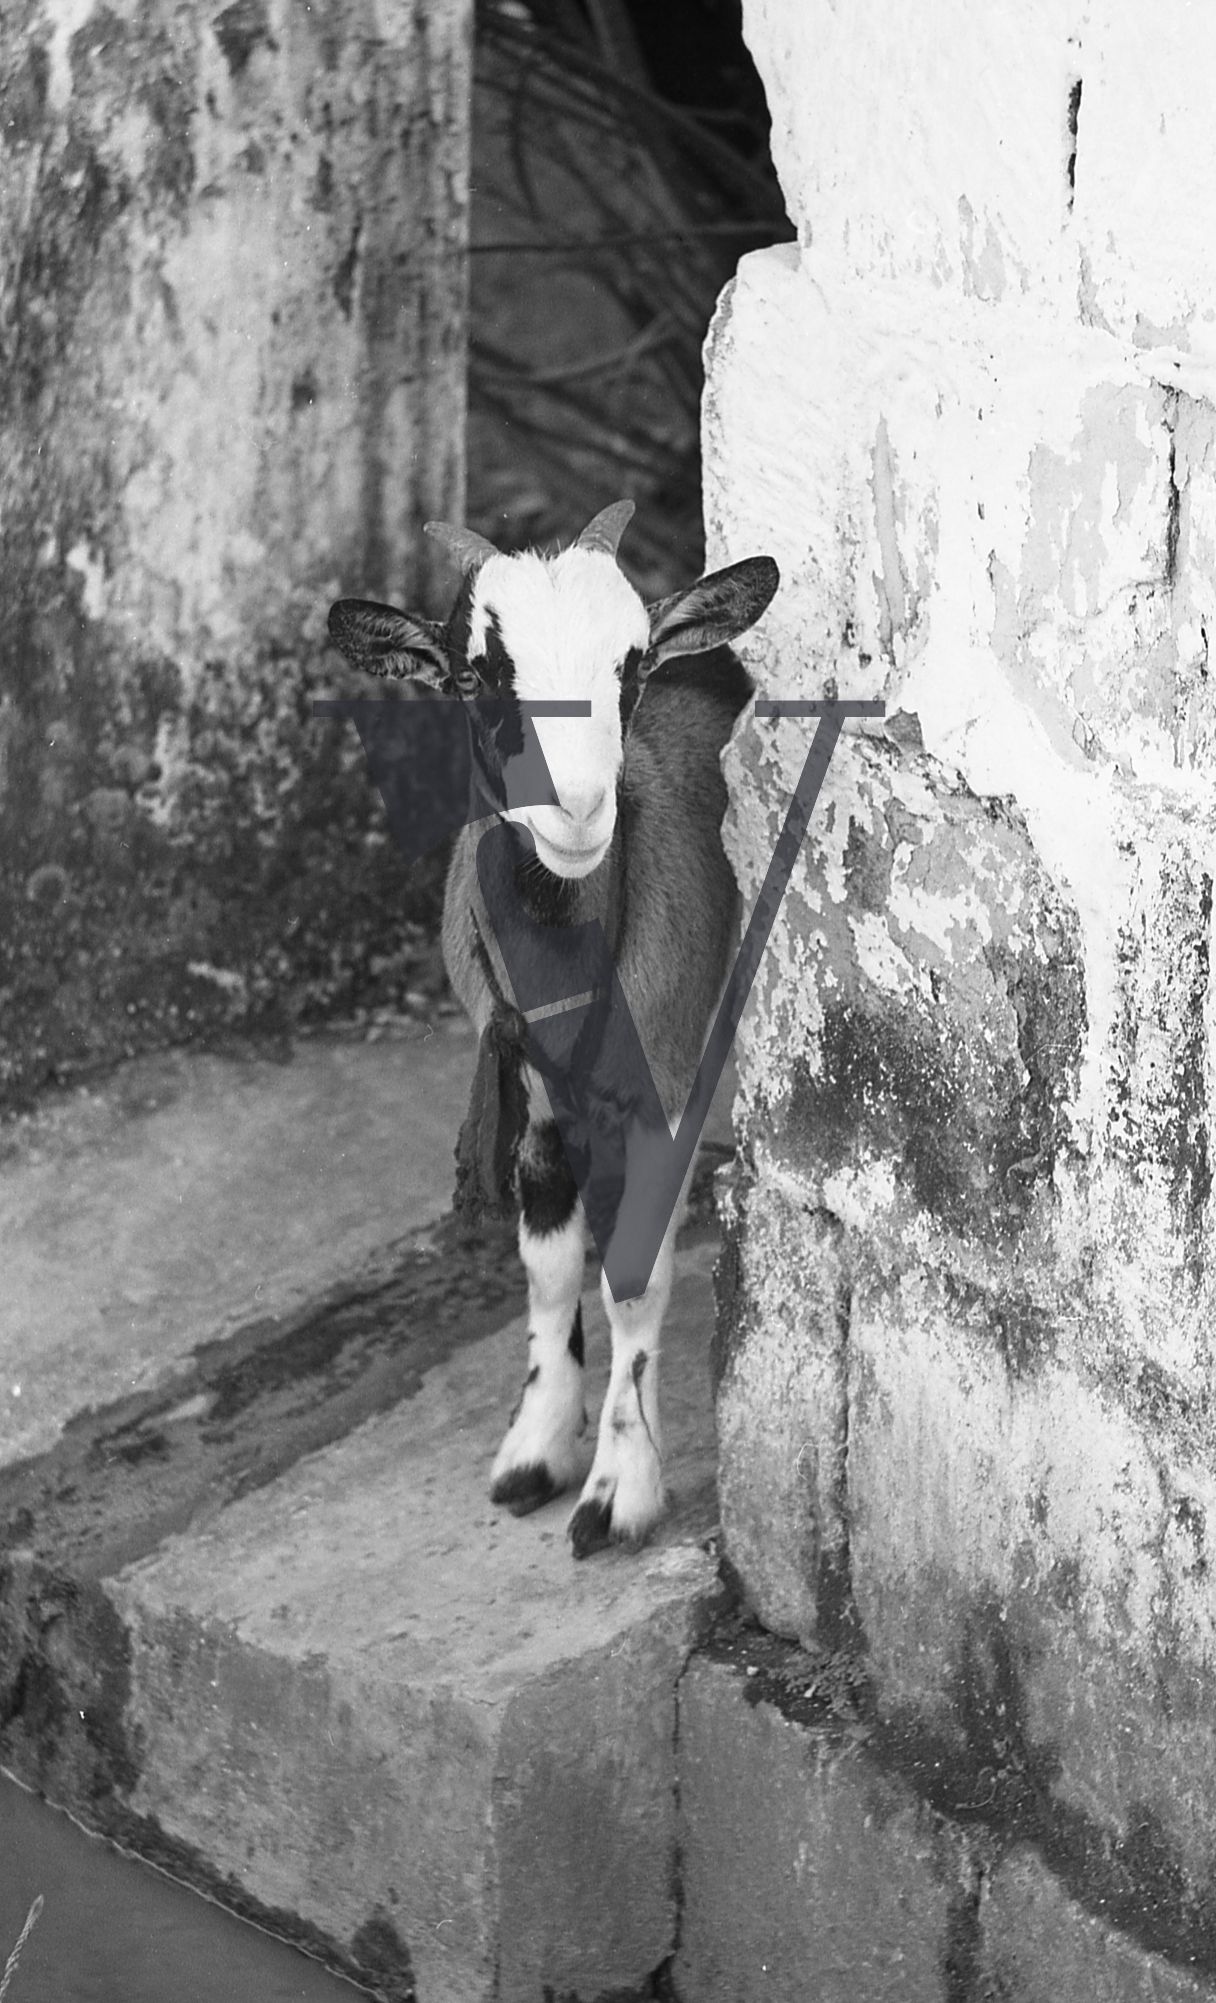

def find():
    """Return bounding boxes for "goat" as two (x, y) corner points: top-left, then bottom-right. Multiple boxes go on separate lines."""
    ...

(328, 502), (778, 1556)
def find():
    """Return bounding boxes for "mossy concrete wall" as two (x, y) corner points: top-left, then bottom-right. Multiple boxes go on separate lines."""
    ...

(0, 0), (470, 1103)
(705, 0), (1216, 1964)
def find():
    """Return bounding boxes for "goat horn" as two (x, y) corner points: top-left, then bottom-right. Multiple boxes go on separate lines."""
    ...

(423, 522), (502, 576)
(576, 499), (635, 559)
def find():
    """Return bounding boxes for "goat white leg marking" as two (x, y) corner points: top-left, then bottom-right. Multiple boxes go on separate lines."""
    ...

(490, 1114), (587, 1515)
(568, 1204), (678, 1558)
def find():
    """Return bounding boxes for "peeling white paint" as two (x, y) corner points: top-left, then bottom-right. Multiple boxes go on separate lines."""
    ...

(65, 541), (108, 621)
(45, 0), (99, 114)
(848, 912), (924, 1000)
(888, 879), (996, 958)
(821, 1157), (900, 1233)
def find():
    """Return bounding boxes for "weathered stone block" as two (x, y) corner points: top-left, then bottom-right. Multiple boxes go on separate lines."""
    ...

(723, 724), (1085, 1259)
(673, 1646), (1216, 2001)
(493, 1625), (687, 2002)
(714, 1165), (849, 1645)
(741, 1), (1216, 356)
(981, 1846), (1216, 2001)
(707, 251), (1216, 796)
(717, 1144), (1216, 1909)
(674, 1653), (971, 2003)
(735, 0), (1084, 301)
(847, 1262), (1216, 1893)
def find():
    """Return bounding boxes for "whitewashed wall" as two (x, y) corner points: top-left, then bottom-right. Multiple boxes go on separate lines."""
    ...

(0, 0), (469, 1095)
(706, 0), (1216, 1917)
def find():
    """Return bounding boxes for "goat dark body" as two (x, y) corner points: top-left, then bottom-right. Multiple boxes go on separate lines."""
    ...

(329, 509), (776, 1556)
(443, 640), (753, 1121)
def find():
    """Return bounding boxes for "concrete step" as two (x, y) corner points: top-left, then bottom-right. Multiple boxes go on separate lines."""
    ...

(1, 1242), (722, 2002)
(0, 1020), (479, 1470)
(0, 1019), (730, 2000)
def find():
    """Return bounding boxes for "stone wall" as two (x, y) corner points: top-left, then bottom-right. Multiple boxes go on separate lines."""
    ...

(706, 0), (1216, 1964)
(0, 0), (470, 1103)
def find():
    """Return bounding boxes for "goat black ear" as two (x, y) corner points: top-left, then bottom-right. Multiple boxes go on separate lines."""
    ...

(327, 598), (450, 690)
(644, 556), (779, 669)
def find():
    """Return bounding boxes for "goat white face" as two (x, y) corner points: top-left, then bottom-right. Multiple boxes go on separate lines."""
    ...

(326, 500), (779, 881)
(465, 547), (649, 877)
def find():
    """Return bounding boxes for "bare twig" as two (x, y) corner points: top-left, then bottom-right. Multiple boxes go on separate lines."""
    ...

(0, 1897), (44, 2002)
(469, 0), (789, 577)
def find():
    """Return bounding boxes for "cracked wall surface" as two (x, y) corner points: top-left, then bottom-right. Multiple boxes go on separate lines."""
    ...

(705, 0), (1216, 1950)
(0, 0), (469, 1101)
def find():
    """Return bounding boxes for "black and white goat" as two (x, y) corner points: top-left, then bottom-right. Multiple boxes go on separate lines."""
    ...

(328, 502), (778, 1555)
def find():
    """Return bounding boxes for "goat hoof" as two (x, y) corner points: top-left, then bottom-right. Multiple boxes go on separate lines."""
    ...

(491, 1463), (559, 1516)
(568, 1496), (615, 1559)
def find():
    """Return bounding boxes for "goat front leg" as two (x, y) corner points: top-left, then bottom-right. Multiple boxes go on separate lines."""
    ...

(490, 1114), (588, 1515)
(568, 1199), (678, 1559)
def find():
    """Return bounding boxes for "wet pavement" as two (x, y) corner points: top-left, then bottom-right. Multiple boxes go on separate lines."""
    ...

(1, 1770), (369, 2003)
